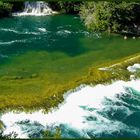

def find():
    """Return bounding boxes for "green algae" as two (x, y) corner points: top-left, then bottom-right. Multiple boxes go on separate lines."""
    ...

(0, 15), (140, 112)
(0, 53), (140, 112)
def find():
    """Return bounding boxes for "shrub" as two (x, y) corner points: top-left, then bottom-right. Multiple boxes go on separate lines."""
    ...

(0, 1), (13, 18)
(80, 1), (140, 34)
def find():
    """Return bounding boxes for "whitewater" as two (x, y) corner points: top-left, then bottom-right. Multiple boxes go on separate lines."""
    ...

(1, 79), (140, 138)
(12, 1), (57, 16)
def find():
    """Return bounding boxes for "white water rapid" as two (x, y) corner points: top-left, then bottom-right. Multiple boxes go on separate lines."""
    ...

(1, 79), (140, 138)
(13, 1), (57, 16)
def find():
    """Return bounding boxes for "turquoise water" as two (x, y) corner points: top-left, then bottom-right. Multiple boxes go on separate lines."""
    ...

(0, 15), (140, 138)
(0, 15), (140, 79)
(1, 80), (140, 138)
(22, 85), (140, 138)
(0, 14), (140, 99)
(47, 86), (140, 138)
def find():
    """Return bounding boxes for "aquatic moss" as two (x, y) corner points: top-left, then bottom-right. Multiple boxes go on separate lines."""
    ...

(0, 53), (140, 113)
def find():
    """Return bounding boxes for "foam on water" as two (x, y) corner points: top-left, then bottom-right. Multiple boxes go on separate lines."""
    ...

(0, 40), (27, 45)
(0, 28), (41, 35)
(56, 30), (72, 36)
(12, 1), (56, 16)
(0, 37), (41, 46)
(38, 28), (47, 32)
(127, 63), (140, 72)
(0, 27), (99, 40)
(1, 79), (140, 138)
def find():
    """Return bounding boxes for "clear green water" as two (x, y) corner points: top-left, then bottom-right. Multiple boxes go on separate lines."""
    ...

(0, 15), (140, 106)
(0, 14), (140, 138)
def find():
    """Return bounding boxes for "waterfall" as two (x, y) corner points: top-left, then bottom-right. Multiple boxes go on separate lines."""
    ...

(13, 1), (57, 16)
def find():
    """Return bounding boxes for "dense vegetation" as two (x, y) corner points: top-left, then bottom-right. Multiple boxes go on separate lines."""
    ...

(80, 1), (140, 35)
(48, 1), (81, 14)
(0, 1), (81, 16)
(9, 1), (81, 14)
(1, 0), (140, 35)
(0, 1), (12, 17)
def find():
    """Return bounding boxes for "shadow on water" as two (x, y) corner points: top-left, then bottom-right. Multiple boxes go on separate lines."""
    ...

(0, 15), (91, 62)
(0, 15), (140, 78)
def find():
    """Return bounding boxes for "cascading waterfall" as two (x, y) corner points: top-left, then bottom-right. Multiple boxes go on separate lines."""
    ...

(13, 1), (57, 16)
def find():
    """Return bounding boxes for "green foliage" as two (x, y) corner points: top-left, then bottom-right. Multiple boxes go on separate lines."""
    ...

(48, 1), (81, 14)
(0, 1), (13, 17)
(80, 1), (140, 33)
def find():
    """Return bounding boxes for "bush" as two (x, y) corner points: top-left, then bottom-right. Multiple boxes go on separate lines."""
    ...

(48, 1), (81, 14)
(0, 1), (13, 17)
(80, 1), (140, 34)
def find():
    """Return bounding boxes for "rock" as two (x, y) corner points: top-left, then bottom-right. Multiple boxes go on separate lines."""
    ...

(124, 36), (127, 40)
(132, 36), (136, 39)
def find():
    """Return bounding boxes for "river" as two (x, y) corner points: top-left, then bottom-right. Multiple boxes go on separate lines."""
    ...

(0, 7), (140, 138)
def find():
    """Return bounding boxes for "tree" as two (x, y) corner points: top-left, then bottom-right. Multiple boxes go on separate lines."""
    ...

(0, 1), (13, 17)
(80, 1), (140, 34)
(48, 1), (81, 14)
